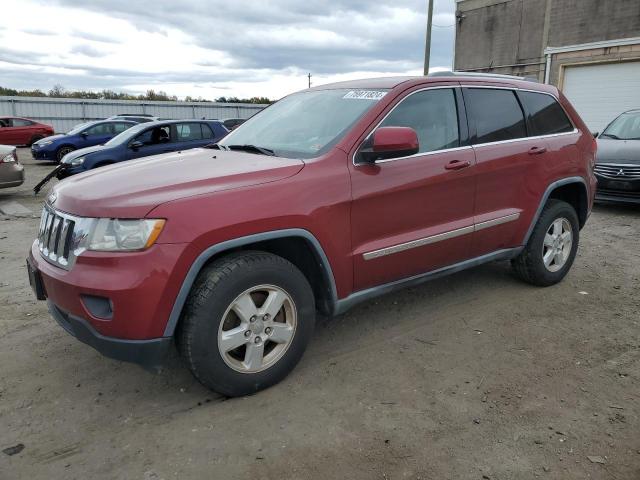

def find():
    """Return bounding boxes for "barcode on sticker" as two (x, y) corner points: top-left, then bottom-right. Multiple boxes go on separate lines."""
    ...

(343, 90), (387, 100)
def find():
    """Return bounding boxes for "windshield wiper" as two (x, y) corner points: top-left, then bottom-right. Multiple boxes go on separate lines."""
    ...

(203, 143), (228, 150)
(600, 133), (621, 140)
(226, 144), (275, 156)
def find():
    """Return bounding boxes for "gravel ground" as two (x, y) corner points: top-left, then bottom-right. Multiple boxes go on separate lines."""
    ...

(1, 149), (639, 480)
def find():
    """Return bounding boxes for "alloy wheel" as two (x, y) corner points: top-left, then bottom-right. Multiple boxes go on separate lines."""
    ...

(217, 284), (297, 373)
(542, 217), (573, 272)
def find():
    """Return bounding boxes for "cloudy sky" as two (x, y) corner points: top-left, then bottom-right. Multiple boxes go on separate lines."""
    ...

(1, 0), (456, 100)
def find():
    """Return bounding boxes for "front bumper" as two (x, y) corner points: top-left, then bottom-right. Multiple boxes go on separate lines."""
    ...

(48, 300), (172, 369)
(0, 161), (25, 188)
(594, 175), (640, 205)
(29, 239), (188, 339)
(31, 145), (57, 161)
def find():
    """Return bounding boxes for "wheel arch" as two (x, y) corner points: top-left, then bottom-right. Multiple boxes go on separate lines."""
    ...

(523, 176), (589, 245)
(163, 229), (338, 337)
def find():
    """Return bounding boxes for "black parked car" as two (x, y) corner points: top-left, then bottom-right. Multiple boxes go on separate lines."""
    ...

(594, 109), (640, 204)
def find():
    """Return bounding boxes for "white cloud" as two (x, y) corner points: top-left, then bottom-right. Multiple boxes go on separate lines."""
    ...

(0, 0), (456, 100)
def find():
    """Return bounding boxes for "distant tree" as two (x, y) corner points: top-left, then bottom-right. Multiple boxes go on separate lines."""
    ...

(0, 85), (272, 103)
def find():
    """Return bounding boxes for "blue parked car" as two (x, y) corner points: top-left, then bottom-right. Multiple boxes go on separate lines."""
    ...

(33, 120), (229, 193)
(31, 120), (137, 162)
(59, 119), (228, 175)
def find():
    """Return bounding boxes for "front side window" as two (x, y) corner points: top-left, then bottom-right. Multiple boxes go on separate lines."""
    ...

(518, 91), (573, 136)
(466, 89), (527, 144)
(378, 88), (459, 153)
(135, 126), (171, 145)
(601, 111), (640, 140)
(219, 88), (387, 159)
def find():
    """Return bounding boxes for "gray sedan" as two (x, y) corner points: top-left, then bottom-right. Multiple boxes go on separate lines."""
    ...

(594, 109), (640, 204)
(0, 145), (25, 189)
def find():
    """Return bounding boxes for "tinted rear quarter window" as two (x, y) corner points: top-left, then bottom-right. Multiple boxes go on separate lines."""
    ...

(465, 89), (526, 144)
(518, 91), (573, 136)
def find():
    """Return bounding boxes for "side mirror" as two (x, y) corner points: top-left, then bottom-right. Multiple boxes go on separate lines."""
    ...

(356, 126), (419, 164)
(129, 140), (144, 150)
(80, 131), (89, 137)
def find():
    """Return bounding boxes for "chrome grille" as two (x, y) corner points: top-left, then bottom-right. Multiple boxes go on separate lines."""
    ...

(37, 205), (78, 269)
(594, 163), (640, 179)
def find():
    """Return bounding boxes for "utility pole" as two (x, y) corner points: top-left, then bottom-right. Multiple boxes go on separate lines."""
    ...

(308, 73), (312, 88)
(423, 0), (434, 75)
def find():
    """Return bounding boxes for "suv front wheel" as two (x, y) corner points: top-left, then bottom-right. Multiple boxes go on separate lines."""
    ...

(511, 199), (579, 286)
(178, 251), (315, 396)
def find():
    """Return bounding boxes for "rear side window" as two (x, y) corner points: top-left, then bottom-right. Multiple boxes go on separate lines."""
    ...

(379, 88), (460, 153)
(518, 91), (573, 136)
(112, 122), (132, 134)
(465, 89), (526, 144)
(85, 123), (113, 135)
(201, 124), (215, 139)
(176, 123), (208, 141)
(12, 118), (34, 126)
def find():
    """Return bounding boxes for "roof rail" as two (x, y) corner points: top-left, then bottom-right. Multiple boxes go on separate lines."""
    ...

(429, 71), (540, 83)
(116, 113), (155, 117)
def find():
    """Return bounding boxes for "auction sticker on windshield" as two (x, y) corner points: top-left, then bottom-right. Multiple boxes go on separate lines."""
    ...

(343, 90), (387, 100)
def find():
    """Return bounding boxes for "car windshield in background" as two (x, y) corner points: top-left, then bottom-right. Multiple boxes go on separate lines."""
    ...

(66, 122), (93, 135)
(601, 112), (640, 140)
(218, 89), (389, 158)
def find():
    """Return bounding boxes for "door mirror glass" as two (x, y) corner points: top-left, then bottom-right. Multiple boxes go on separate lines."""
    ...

(129, 140), (144, 150)
(356, 126), (419, 164)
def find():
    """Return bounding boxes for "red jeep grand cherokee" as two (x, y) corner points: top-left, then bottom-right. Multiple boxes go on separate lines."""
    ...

(27, 74), (596, 396)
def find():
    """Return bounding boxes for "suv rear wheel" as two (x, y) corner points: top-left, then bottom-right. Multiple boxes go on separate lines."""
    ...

(178, 251), (315, 396)
(511, 199), (579, 286)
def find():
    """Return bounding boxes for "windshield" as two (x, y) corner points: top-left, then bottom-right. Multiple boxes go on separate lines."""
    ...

(104, 122), (151, 146)
(66, 122), (93, 135)
(601, 112), (640, 140)
(219, 88), (388, 158)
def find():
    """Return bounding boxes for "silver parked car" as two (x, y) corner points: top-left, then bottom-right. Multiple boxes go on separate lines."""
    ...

(0, 145), (25, 189)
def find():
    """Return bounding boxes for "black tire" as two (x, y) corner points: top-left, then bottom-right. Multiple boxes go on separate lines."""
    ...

(56, 145), (75, 162)
(511, 199), (579, 286)
(29, 135), (44, 147)
(177, 251), (315, 397)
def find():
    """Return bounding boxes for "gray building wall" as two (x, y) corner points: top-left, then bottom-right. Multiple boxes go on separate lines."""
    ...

(0, 96), (267, 133)
(454, 0), (640, 83)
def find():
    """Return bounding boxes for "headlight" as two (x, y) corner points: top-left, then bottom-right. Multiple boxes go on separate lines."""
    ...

(1, 152), (16, 163)
(65, 156), (84, 166)
(38, 140), (53, 146)
(87, 218), (165, 251)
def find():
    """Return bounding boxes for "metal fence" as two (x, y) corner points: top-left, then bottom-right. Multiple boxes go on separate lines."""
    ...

(0, 96), (268, 133)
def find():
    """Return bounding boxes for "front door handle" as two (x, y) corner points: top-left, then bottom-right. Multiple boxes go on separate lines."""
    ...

(445, 160), (471, 170)
(528, 146), (547, 155)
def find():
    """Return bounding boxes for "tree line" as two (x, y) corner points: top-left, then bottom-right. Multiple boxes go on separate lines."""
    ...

(0, 85), (272, 104)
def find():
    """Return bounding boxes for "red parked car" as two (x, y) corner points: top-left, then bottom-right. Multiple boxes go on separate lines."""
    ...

(0, 116), (54, 146)
(27, 73), (597, 396)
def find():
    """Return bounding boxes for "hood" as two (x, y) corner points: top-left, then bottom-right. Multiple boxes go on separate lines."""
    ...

(596, 138), (640, 165)
(35, 134), (65, 145)
(62, 145), (106, 163)
(51, 148), (305, 218)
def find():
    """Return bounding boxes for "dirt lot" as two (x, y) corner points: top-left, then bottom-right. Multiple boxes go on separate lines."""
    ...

(1, 149), (639, 480)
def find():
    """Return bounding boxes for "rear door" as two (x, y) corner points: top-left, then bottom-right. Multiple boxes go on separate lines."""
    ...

(174, 122), (214, 149)
(349, 86), (477, 290)
(9, 118), (36, 145)
(463, 87), (553, 256)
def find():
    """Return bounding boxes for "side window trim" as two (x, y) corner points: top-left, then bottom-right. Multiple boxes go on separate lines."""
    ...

(353, 85), (469, 165)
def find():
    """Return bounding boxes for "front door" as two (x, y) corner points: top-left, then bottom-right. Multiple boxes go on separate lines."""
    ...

(349, 87), (477, 291)
(126, 125), (174, 160)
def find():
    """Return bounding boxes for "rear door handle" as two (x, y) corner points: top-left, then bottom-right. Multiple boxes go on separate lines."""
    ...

(445, 160), (471, 171)
(528, 146), (547, 155)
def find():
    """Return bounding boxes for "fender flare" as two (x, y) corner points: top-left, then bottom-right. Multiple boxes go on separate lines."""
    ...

(163, 228), (338, 337)
(522, 176), (588, 245)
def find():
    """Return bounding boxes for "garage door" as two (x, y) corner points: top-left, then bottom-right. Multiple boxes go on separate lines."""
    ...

(562, 61), (640, 132)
